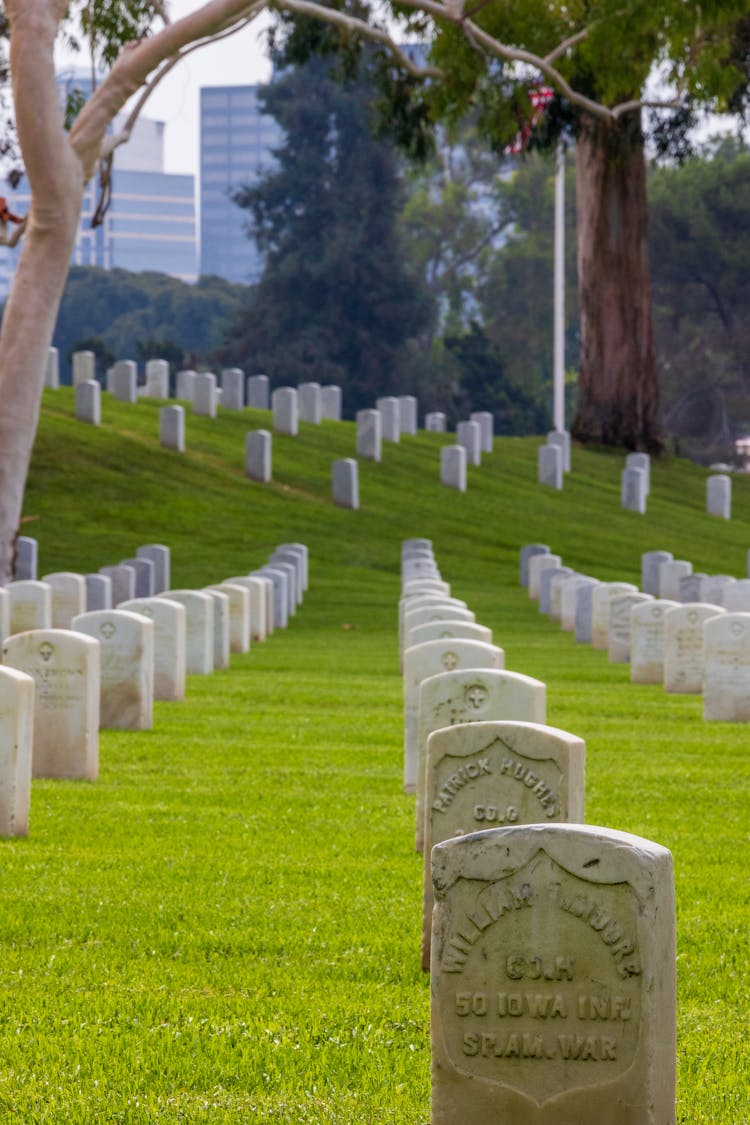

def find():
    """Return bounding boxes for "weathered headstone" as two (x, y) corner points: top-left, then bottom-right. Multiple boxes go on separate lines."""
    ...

(72, 610), (153, 730)
(158, 590), (214, 674)
(245, 430), (272, 483)
(144, 358), (169, 398)
(457, 420), (482, 467)
(590, 583), (638, 650)
(630, 599), (680, 683)
(46, 347), (60, 389)
(193, 372), (218, 418)
(120, 597), (186, 701)
(85, 574), (112, 612)
(4, 628), (100, 780)
(398, 395), (418, 435)
(546, 429), (571, 471)
(376, 396), (401, 442)
(626, 452), (651, 494)
(663, 603), (723, 694)
(99, 564), (136, 606)
(76, 380), (101, 425)
(0, 666), (34, 833)
(538, 444), (563, 489)
(220, 367), (244, 409)
(321, 385), (342, 421)
(621, 468), (647, 514)
(356, 409), (382, 462)
(658, 559), (693, 600)
(425, 412), (447, 432)
(441, 446), (467, 492)
(470, 412), (493, 454)
(299, 382), (323, 424)
(702, 612), (750, 720)
(247, 374), (270, 410)
(519, 545), (550, 588)
(400, 596), (471, 660)
(112, 359), (137, 403)
(403, 638), (505, 794)
(430, 823), (676, 1124)
(72, 350), (95, 386)
(706, 473), (731, 519)
(272, 387), (299, 436)
(42, 572), (86, 629)
(641, 550), (673, 596)
(422, 720), (585, 969)
(527, 554), (562, 601)
(608, 592), (654, 663)
(8, 580), (52, 635)
(415, 668), (547, 854)
(14, 536), (38, 581)
(332, 458), (359, 510)
(160, 405), (185, 452)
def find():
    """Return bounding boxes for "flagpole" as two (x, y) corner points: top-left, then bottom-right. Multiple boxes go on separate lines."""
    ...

(553, 139), (565, 433)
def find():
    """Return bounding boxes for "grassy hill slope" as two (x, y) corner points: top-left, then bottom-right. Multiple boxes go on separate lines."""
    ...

(1, 387), (746, 1123)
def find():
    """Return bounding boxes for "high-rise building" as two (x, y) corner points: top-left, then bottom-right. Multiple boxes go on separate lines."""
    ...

(199, 85), (282, 283)
(0, 69), (197, 299)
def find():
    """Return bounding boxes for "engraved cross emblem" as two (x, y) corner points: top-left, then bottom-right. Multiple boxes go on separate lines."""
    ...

(442, 651), (459, 670)
(39, 642), (54, 662)
(465, 684), (489, 710)
(100, 622), (116, 640)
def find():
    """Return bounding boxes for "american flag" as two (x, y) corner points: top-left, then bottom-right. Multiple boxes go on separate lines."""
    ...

(506, 85), (555, 154)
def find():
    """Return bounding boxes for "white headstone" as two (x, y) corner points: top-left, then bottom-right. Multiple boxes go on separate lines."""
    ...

(626, 452), (650, 494)
(136, 544), (170, 595)
(224, 577), (268, 642)
(220, 367), (244, 409)
(332, 458), (359, 510)
(470, 411), (493, 453)
(658, 559), (693, 600)
(121, 557), (156, 599)
(527, 554), (562, 601)
(621, 467), (647, 513)
(42, 572), (86, 629)
(425, 412), (447, 432)
(703, 612), (750, 719)
(71, 610), (153, 730)
(723, 579), (750, 612)
(160, 405), (185, 452)
(706, 474), (731, 519)
(641, 550), (673, 596)
(158, 590), (214, 674)
(209, 583), (250, 655)
(376, 396), (400, 442)
(441, 445), (467, 492)
(607, 592), (654, 663)
(590, 582), (639, 650)
(538, 443), (563, 489)
(630, 599), (680, 683)
(0, 666), (34, 833)
(356, 409), (382, 462)
(272, 387), (299, 435)
(456, 420), (482, 466)
(247, 374), (270, 409)
(574, 581), (600, 644)
(85, 574), (112, 612)
(560, 575), (597, 632)
(76, 380), (101, 424)
(519, 545), (550, 587)
(144, 359), (169, 398)
(112, 359), (137, 403)
(699, 574), (736, 607)
(408, 621), (493, 650)
(72, 350), (95, 386)
(398, 395), (418, 435)
(119, 597), (186, 701)
(8, 580), (52, 635)
(246, 430), (272, 482)
(193, 372), (218, 418)
(321, 385), (342, 421)
(176, 369), (197, 401)
(99, 564), (136, 606)
(298, 382), (323, 424)
(546, 428), (571, 471)
(203, 588), (230, 670)
(663, 603), (723, 694)
(46, 347), (60, 389)
(14, 537), (38, 581)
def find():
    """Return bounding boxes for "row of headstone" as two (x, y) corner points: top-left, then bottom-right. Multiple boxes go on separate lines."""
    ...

(402, 539), (676, 1120)
(0, 541), (309, 836)
(526, 542), (750, 721)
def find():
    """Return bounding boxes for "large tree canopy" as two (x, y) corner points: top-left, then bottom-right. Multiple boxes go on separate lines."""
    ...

(221, 53), (435, 413)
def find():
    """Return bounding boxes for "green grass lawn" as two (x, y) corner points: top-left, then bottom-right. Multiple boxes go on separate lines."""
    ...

(1, 388), (747, 1122)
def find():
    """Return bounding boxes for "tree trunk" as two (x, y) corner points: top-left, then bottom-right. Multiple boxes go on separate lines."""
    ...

(572, 111), (660, 451)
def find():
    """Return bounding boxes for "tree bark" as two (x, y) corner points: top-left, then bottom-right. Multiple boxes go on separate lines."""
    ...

(572, 111), (661, 451)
